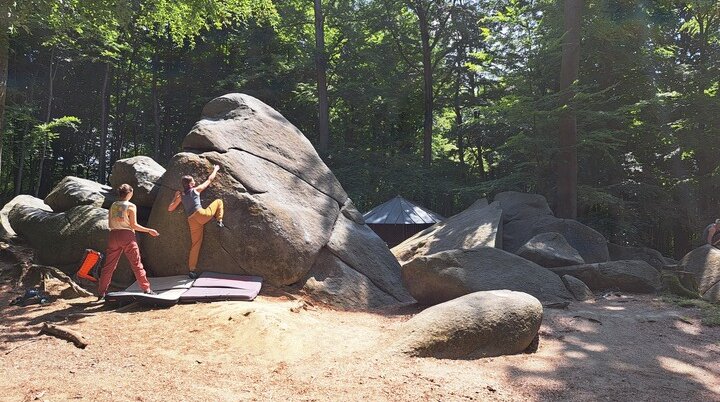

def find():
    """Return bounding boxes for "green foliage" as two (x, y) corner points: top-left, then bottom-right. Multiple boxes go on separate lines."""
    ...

(662, 295), (720, 327)
(1, 0), (719, 260)
(33, 116), (81, 142)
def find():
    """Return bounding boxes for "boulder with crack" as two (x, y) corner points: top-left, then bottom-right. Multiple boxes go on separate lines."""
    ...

(401, 247), (574, 306)
(678, 245), (720, 303)
(392, 201), (503, 263)
(1, 195), (52, 239)
(44, 176), (114, 212)
(109, 156), (166, 208)
(515, 232), (585, 268)
(494, 191), (609, 263)
(608, 243), (668, 271)
(143, 93), (408, 307)
(549, 260), (661, 293)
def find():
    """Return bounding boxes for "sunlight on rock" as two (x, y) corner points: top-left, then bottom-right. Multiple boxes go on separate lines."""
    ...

(603, 306), (626, 311)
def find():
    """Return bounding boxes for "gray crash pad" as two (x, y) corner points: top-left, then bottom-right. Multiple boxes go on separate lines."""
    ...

(105, 288), (190, 307)
(179, 271), (263, 302)
(106, 275), (194, 306)
(179, 286), (260, 302)
(107, 273), (263, 305)
(125, 275), (195, 292)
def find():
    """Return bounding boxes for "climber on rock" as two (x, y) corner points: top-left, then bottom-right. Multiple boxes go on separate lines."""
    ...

(167, 164), (226, 279)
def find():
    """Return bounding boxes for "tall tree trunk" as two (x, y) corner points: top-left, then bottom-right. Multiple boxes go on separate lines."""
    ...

(556, 0), (584, 219)
(99, 62), (110, 184)
(418, 5), (433, 168)
(0, 2), (8, 184)
(453, 59), (465, 175)
(151, 58), (161, 161)
(111, 56), (134, 169)
(35, 48), (56, 197)
(14, 118), (32, 196)
(314, 0), (330, 154)
(134, 119), (141, 156)
(14, 133), (25, 195)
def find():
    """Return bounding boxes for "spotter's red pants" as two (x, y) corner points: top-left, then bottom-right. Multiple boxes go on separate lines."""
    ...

(97, 229), (151, 295)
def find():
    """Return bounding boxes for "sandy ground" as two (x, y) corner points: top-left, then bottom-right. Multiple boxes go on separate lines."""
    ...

(1, 277), (719, 402)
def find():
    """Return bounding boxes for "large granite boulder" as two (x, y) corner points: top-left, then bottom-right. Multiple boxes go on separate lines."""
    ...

(395, 290), (543, 359)
(549, 261), (661, 293)
(0, 195), (52, 239)
(494, 191), (609, 263)
(184, 93), (347, 203)
(302, 249), (402, 309)
(678, 245), (720, 302)
(109, 156), (166, 208)
(704, 281), (720, 303)
(516, 232), (584, 268)
(8, 204), (136, 285)
(392, 201), (503, 263)
(401, 247), (573, 305)
(44, 176), (114, 212)
(143, 94), (407, 307)
(608, 243), (667, 271)
(144, 150), (338, 285)
(320, 200), (413, 303)
(493, 191), (553, 222)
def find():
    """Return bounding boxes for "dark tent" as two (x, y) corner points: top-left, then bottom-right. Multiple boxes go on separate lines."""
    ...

(363, 196), (444, 248)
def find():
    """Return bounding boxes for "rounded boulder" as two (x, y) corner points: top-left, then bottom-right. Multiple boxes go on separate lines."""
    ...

(396, 290), (543, 359)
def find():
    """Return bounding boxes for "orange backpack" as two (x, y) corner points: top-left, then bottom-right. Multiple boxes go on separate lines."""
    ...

(76, 249), (103, 282)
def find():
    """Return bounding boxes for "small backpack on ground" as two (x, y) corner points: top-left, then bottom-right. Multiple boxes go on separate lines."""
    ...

(75, 249), (103, 282)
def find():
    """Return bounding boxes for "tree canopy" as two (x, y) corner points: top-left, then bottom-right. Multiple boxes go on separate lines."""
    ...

(1, 0), (719, 258)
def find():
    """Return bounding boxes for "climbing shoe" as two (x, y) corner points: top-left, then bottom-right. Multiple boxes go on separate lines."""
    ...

(144, 290), (158, 295)
(188, 271), (199, 279)
(216, 220), (226, 228)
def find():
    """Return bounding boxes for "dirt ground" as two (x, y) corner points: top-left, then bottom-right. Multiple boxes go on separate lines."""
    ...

(1, 275), (719, 402)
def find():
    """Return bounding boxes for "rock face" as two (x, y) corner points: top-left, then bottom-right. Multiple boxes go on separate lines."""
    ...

(44, 176), (114, 212)
(678, 245), (720, 302)
(302, 249), (401, 309)
(319, 201), (413, 304)
(561, 275), (594, 301)
(549, 261), (661, 293)
(0, 195), (51, 239)
(8, 204), (136, 285)
(184, 93), (347, 203)
(396, 290), (543, 359)
(704, 281), (720, 303)
(608, 243), (667, 271)
(392, 201), (503, 263)
(516, 232), (584, 268)
(493, 191), (553, 222)
(495, 191), (609, 263)
(401, 247), (574, 305)
(143, 93), (408, 307)
(109, 156), (166, 207)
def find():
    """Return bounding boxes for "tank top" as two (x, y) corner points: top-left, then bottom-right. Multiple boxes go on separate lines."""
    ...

(181, 188), (202, 216)
(703, 223), (720, 245)
(108, 201), (135, 231)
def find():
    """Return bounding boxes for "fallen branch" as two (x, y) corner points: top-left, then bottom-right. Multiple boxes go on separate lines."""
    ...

(4, 338), (41, 355)
(38, 323), (88, 349)
(33, 264), (94, 298)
